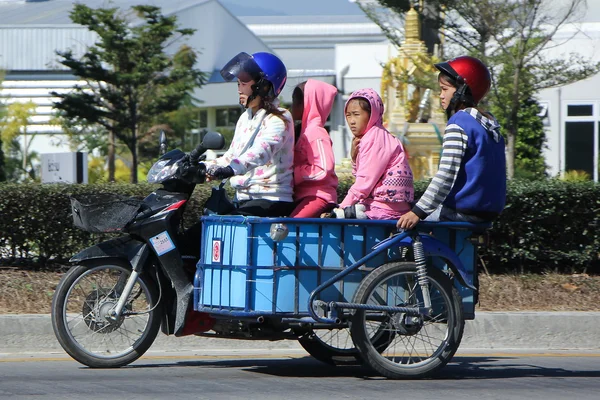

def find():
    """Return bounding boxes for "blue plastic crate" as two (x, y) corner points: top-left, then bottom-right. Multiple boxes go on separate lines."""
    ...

(194, 216), (397, 316)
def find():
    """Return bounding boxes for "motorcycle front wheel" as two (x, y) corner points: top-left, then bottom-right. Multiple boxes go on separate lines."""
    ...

(51, 261), (162, 368)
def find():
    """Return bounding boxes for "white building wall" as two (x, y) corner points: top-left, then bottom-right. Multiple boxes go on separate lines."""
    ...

(0, 0), (273, 157)
(537, 21), (600, 178)
(329, 41), (395, 162)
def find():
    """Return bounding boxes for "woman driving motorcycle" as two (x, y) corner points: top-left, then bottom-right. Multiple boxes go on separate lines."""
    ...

(206, 52), (295, 217)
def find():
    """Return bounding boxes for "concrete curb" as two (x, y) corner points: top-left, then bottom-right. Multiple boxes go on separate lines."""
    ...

(1, 312), (599, 354)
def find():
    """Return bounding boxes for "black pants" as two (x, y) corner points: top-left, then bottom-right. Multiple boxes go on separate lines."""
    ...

(232, 199), (295, 217)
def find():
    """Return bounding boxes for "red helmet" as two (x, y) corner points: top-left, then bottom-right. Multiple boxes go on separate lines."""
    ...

(435, 56), (491, 104)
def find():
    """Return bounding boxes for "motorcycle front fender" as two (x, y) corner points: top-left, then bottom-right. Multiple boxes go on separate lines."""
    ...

(70, 236), (145, 265)
(71, 235), (192, 337)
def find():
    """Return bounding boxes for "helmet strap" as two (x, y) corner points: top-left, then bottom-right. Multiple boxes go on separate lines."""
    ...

(446, 83), (469, 119)
(244, 78), (272, 109)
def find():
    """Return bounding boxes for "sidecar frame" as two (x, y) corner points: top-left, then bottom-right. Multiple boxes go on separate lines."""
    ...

(193, 216), (489, 321)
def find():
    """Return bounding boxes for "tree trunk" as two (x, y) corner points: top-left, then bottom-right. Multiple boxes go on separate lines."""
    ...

(506, 126), (516, 180)
(0, 144), (6, 182)
(130, 121), (138, 184)
(22, 130), (27, 172)
(507, 64), (521, 180)
(420, 0), (441, 55)
(131, 135), (138, 184)
(108, 130), (116, 182)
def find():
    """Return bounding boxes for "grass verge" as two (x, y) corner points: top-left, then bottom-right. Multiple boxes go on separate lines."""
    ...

(1, 268), (599, 314)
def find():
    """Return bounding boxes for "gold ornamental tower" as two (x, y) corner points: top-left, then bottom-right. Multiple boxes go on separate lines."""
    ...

(381, 5), (446, 180)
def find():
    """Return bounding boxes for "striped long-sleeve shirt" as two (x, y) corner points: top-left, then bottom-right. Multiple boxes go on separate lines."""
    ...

(412, 107), (505, 219)
(412, 122), (468, 219)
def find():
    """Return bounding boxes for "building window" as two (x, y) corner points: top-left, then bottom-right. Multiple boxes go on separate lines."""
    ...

(188, 110), (208, 149)
(565, 121), (594, 177)
(216, 107), (241, 127)
(563, 102), (598, 181)
(216, 107), (242, 147)
(198, 109), (208, 128)
(567, 104), (593, 117)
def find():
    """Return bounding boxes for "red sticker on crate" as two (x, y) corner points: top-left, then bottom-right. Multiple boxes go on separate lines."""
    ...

(212, 240), (222, 263)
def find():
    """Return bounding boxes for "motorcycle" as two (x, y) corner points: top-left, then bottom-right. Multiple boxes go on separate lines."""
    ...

(51, 131), (225, 368)
(52, 131), (490, 379)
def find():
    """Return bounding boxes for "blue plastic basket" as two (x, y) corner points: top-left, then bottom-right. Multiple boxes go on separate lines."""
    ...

(194, 216), (399, 316)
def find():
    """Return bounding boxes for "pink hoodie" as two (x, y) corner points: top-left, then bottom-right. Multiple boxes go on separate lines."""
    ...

(293, 79), (339, 204)
(339, 88), (414, 214)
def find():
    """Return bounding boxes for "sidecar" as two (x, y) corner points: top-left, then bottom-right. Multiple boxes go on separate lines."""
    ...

(194, 216), (489, 379)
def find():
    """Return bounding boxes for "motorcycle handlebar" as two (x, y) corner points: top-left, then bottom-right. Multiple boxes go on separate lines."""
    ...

(188, 143), (205, 163)
(177, 161), (207, 184)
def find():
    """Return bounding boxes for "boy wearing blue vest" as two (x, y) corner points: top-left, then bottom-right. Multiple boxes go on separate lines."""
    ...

(397, 56), (506, 229)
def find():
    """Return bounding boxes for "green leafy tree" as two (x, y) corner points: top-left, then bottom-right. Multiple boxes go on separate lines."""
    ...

(493, 97), (547, 180)
(52, 4), (206, 183)
(0, 71), (6, 182)
(490, 59), (547, 180)
(358, 0), (600, 179)
(0, 101), (38, 181)
(50, 114), (109, 154)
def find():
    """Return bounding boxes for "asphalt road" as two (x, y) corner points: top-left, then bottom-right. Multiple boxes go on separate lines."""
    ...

(1, 351), (600, 399)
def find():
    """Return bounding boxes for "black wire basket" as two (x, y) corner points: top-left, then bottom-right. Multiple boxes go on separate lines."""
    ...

(70, 193), (145, 233)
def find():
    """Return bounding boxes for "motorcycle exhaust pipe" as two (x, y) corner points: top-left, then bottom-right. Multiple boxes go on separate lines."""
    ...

(256, 316), (265, 324)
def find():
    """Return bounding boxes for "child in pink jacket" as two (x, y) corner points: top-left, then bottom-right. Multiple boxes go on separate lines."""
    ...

(289, 79), (339, 218)
(337, 88), (414, 219)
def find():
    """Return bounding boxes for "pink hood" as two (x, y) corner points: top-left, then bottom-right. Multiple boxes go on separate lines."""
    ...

(293, 79), (338, 204)
(345, 88), (386, 138)
(301, 79), (338, 134)
(340, 88), (414, 214)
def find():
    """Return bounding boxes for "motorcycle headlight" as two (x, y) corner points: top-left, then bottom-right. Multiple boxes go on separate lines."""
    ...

(147, 159), (180, 183)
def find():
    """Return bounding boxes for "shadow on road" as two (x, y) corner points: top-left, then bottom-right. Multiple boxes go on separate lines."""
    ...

(439, 356), (600, 380)
(122, 355), (600, 380)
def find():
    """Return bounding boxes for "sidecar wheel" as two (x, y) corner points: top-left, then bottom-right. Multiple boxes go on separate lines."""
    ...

(51, 261), (162, 368)
(351, 262), (464, 379)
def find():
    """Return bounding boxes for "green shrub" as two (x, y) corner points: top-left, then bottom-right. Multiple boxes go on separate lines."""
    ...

(482, 179), (600, 274)
(0, 182), (222, 268)
(1, 179), (599, 273)
(341, 177), (600, 274)
(561, 170), (591, 182)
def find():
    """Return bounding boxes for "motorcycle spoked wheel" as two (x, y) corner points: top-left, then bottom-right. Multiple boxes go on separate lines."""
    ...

(298, 327), (359, 365)
(51, 261), (162, 368)
(350, 262), (464, 379)
(298, 321), (394, 366)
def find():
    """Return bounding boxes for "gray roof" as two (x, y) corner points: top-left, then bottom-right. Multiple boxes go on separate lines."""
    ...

(239, 15), (372, 25)
(0, 0), (212, 25)
(221, 0), (362, 17)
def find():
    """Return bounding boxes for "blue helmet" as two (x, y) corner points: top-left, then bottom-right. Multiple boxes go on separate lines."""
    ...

(220, 52), (287, 98)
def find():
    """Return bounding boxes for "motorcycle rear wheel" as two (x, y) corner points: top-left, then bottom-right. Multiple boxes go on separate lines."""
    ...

(298, 327), (358, 365)
(51, 261), (162, 368)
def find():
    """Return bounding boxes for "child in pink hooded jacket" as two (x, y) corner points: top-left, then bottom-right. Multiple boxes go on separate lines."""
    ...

(337, 88), (414, 219)
(289, 79), (339, 218)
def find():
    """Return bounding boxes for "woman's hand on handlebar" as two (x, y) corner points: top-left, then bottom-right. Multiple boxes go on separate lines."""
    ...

(177, 158), (207, 183)
(397, 210), (420, 230)
(207, 165), (234, 181)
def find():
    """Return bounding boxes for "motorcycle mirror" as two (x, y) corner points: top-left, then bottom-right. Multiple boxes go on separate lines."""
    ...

(159, 130), (168, 156)
(201, 131), (225, 150)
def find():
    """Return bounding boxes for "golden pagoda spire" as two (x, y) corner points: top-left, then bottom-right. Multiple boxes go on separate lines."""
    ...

(404, 6), (421, 44)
